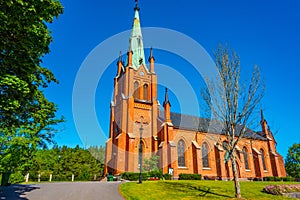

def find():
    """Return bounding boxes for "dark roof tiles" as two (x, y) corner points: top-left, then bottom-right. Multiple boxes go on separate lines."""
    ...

(158, 111), (267, 140)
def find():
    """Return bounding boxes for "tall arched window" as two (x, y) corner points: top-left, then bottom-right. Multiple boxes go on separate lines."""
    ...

(143, 84), (148, 100)
(134, 81), (139, 99)
(177, 140), (185, 167)
(243, 147), (249, 170)
(202, 142), (209, 168)
(260, 148), (267, 170)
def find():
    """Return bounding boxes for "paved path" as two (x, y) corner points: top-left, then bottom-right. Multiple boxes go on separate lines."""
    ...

(0, 182), (124, 200)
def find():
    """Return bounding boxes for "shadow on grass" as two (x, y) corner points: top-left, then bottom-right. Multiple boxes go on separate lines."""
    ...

(0, 184), (40, 200)
(162, 182), (233, 198)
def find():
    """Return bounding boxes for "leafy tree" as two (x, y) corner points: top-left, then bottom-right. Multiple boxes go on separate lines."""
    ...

(285, 143), (300, 178)
(143, 155), (159, 172)
(88, 145), (106, 163)
(28, 146), (104, 182)
(0, 0), (64, 173)
(202, 45), (265, 198)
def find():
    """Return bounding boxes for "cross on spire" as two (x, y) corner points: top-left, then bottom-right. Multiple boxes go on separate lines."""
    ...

(134, 0), (140, 11)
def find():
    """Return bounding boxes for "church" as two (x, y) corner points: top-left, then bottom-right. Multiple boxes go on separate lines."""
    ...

(104, 2), (286, 179)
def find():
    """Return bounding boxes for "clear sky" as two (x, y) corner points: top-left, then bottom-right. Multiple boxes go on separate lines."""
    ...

(42, 0), (300, 158)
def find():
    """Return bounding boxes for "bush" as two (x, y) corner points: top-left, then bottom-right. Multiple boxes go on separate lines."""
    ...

(148, 170), (163, 179)
(121, 172), (148, 181)
(179, 173), (201, 180)
(253, 177), (262, 181)
(163, 173), (171, 180)
(10, 172), (24, 184)
(264, 176), (275, 181)
(282, 176), (295, 182)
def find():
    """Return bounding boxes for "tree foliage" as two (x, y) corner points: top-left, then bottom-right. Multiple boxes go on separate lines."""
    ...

(0, 0), (64, 172)
(28, 145), (105, 181)
(285, 143), (300, 178)
(202, 45), (265, 198)
(143, 155), (159, 172)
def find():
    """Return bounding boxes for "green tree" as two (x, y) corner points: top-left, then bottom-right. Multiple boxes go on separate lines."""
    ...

(285, 143), (300, 178)
(0, 0), (64, 173)
(143, 155), (159, 172)
(88, 145), (105, 163)
(29, 146), (104, 181)
(202, 45), (265, 198)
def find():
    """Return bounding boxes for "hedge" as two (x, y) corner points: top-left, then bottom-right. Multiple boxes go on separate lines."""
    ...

(121, 172), (148, 181)
(179, 173), (202, 180)
(148, 170), (163, 179)
(163, 173), (172, 180)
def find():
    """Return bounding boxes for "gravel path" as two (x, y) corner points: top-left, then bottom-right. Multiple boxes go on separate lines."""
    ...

(0, 182), (124, 200)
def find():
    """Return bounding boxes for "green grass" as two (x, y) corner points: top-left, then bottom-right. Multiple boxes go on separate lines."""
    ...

(120, 180), (298, 200)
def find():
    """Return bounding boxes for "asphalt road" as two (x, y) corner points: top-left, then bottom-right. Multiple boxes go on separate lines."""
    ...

(0, 182), (124, 200)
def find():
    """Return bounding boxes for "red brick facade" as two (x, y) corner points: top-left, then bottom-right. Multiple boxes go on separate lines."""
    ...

(104, 4), (286, 179)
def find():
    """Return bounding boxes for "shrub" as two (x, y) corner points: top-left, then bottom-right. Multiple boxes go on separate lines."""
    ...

(264, 176), (275, 181)
(148, 170), (163, 179)
(263, 176), (295, 182)
(10, 172), (24, 184)
(163, 173), (171, 180)
(121, 172), (148, 181)
(179, 173), (201, 180)
(282, 177), (295, 182)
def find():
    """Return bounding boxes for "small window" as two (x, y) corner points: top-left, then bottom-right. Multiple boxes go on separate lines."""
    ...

(202, 142), (209, 168)
(178, 140), (185, 167)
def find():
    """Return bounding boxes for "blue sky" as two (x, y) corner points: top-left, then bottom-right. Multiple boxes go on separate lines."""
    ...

(43, 0), (300, 158)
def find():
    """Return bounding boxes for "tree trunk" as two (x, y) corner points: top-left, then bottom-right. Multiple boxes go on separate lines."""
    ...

(232, 158), (241, 198)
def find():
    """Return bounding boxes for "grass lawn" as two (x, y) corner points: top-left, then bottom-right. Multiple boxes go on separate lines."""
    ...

(120, 180), (298, 200)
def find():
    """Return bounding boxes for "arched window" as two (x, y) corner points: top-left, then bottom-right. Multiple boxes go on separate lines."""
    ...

(143, 84), (148, 100)
(243, 147), (249, 170)
(177, 140), (185, 167)
(202, 142), (209, 168)
(260, 148), (267, 171)
(134, 81), (139, 99)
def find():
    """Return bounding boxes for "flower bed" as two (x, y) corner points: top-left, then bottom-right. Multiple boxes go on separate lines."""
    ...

(148, 177), (160, 181)
(263, 184), (300, 195)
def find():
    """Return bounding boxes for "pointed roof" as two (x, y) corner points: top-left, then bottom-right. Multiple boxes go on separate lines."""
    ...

(118, 51), (122, 63)
(260, 108), (266, 124)
(148, 47), (155, 61)
(128, 1), (146, 70)
(163, 88), (171, 107)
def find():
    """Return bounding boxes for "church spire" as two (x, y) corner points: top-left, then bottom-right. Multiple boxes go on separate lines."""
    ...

(128, 0), (146, 69)
(149, 47), (155, 73)
(260, 108), (265, 124)
(260, 108), (268, 136)
(134, 0), (140, 11)
(163, 88), (171, 107)
(163, 88), (171, 123)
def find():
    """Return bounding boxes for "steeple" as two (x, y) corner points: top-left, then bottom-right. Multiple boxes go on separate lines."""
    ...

(148, 47), (155, 73)
(260, 108), (265, 124)
(128, 0), (146, 69)
(116, 51), (123, 77)
(163, 88), (171, 107)
(260, 108), (268, 136)
(163, 88), (171, 123)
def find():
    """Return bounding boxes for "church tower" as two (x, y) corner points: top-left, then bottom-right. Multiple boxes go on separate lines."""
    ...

(105, 1), (159, 175)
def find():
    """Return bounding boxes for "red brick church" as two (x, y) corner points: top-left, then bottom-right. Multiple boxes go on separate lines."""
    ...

(104, 2), (286, 179)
